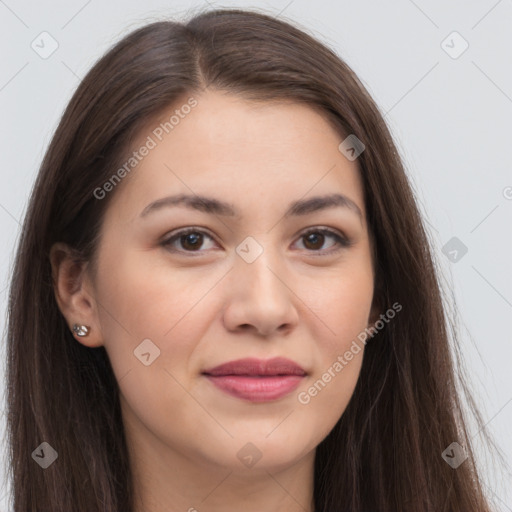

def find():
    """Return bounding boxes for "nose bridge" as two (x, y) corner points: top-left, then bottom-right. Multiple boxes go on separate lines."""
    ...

(235, 235), (286, 300)
(223, 234), (298, 335)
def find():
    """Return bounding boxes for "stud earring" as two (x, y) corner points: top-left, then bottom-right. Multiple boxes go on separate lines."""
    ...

(72, 324), (90, 337)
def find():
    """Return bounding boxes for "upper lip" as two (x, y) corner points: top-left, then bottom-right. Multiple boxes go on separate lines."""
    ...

(202, 357), (307, 377)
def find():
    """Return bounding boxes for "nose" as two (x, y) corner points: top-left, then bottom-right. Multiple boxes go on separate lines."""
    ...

(222, 244), (299, 337)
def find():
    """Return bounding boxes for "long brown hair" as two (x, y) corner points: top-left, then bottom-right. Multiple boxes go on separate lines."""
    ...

(6, 7), (498, 511)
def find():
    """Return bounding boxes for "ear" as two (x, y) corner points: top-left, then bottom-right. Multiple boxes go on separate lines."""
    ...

(49, 242), (103, 348)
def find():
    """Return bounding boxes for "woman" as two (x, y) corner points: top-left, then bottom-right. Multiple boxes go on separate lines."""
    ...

(6, 7), (497, 511)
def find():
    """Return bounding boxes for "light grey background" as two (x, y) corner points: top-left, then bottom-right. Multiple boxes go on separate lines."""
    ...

(0, 0), (511, 510)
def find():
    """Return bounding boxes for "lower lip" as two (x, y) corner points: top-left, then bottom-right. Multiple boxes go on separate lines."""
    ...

(204, 375), (304, 402)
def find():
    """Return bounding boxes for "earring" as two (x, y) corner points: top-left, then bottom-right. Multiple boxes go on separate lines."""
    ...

(72, 324), (90, 337)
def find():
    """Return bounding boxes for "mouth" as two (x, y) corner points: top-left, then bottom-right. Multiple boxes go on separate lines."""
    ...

(202, 357), (307, 402)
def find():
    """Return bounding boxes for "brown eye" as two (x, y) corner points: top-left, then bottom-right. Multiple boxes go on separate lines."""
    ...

(161, 228), (217, 254)
(180, 232), (203, 251)
(303, 232), (325, 250)
(295, 228), (352, 254)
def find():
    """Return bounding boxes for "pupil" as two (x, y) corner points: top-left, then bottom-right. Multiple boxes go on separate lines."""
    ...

(305, 232), (323, 250)
(183, 233), (202, 250)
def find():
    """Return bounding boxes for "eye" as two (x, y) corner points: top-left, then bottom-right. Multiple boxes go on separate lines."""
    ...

(293, 228), (352, 255)
(161, 228), (218, 254)
(161, 227), (352, 256)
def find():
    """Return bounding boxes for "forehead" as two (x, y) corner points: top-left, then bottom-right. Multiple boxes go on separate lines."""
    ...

(103, 90), (365, 223)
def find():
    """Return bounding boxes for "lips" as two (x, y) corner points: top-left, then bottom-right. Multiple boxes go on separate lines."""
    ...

(202, 357), (306, 377)
(202, 357), (307, 402)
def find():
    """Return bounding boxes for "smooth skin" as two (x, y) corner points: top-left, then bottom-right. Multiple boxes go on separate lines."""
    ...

(51, 89), (379, 512)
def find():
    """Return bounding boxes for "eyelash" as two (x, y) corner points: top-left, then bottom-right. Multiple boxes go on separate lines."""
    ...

(160, 227), (353, 256)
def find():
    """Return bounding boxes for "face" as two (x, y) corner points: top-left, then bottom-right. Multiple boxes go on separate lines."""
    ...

(79, 90), (376, 473)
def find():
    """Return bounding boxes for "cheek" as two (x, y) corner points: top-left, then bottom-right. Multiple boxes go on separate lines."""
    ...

(295, 350), (363, 452)
(294, 272), (370, 428)
(293, 259), (373, 419)
(94, 249), (219, 442)
(94, 246), (225, 379)
(298, 256), (374, 354)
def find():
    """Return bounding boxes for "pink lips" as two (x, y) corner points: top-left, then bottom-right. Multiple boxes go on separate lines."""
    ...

(202, 357), (306, 402)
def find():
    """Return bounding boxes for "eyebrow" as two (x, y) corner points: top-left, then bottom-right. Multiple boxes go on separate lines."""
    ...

(139, 192), (363, 221)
